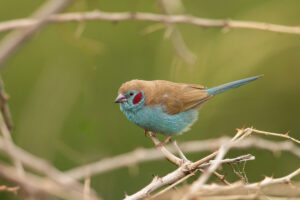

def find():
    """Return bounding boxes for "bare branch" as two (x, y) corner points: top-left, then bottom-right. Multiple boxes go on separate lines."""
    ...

(0, 185), (20, 194)
(252, 128), (300, 144)
(0, 76), (13, 131)
(0, 162), (100, 200)
(193, 168), (300, 197)
(149, 132), (182, 166)
(0, 112), (24, 177)
(199, 154), (255, 169)
(0, 11), (300, 36)
(187, 143), (231, 198)
(0, 135), (85, 187)
(84, 176), (91, 200)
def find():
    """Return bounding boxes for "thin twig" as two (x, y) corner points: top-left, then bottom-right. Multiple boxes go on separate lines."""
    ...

(0, 161), (100, 200)
(0, 112), (24, 177)
(252, 128), (300, 145)
(199, 154), (255, 168)
(0, 135), (85, 187)
(0, 185), (20, 194)
(0, 76), (13, 131)
(193, 168), (300, 196)
(0, 11), (300, 35)
(187, 143), (231, 197)
(149, 172), (195, 200)
(149, 132), (182, 166)
(84, 176), (91, 200)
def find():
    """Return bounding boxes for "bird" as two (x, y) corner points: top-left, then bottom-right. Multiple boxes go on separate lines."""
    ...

(115, 75), (262, 144)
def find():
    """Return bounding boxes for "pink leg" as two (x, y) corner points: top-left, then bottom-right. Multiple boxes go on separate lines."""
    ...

(156, 136), (171, 147)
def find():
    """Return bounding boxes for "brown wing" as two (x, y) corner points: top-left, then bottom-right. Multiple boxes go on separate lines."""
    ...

(145, 80), (212, 115)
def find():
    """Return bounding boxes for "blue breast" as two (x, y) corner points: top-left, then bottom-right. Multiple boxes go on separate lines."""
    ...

(120, 105), (198, 135)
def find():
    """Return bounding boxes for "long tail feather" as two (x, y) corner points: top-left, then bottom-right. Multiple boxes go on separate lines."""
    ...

(205, 75), (263, 95)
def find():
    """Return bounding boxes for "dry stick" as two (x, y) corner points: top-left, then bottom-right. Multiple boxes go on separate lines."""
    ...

(0, 135), (91, 190)
(0, 185), (20, 194)
(0, 137), (101, 199)
(199, 154), (255, 168)
(84, 176), (91, 200)
(194, 168), (300, 196)
(65, 135), (300, 181)
(0, 113), (24, 177)
(0, 162), (100, 200)
(0, 0), (74, 68)
(0, 11), (300, 35)
(0, 76), (13, 131)
(185, 129), (253, 198)
(187, 143), (232, 199)
(151, 133), (231, 186)
(252, 128), (300, 144)
(149, 133), (182, 166)
(149, 172), (195, 200)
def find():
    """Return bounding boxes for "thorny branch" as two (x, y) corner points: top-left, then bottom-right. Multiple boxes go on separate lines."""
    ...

(124, 128), (300, 200)
(155, 168), (300, 199)
(1, 10), (300, 35)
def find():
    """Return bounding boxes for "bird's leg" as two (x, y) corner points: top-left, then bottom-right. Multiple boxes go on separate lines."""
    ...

(156, 136), (171, 147)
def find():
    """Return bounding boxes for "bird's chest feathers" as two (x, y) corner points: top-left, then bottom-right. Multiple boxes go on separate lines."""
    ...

(121, 105), (198, 135)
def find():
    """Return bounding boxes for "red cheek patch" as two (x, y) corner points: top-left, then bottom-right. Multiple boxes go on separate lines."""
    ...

(133, 92), (143, 104)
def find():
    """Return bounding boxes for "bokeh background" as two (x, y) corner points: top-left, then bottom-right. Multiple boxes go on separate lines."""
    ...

(0, 0), (300, 199)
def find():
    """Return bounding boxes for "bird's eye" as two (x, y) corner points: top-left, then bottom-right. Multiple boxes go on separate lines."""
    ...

(129, 92), (134, 96)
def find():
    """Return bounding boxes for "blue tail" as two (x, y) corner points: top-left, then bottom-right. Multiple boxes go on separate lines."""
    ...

(205, 75), (263, 95)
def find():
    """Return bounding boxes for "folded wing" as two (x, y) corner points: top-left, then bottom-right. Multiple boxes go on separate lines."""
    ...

(146, 80), (212, 114)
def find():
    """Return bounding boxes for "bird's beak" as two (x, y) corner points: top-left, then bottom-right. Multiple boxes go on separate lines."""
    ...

(114, 94), (127, 103)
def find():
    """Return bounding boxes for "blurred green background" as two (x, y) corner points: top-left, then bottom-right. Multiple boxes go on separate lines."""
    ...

(0, 0), (300, 199)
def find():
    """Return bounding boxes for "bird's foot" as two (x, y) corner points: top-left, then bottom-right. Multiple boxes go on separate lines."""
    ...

(156, 136), (171, 147)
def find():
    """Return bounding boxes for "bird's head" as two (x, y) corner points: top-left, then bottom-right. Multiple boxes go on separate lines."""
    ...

(115, 80), (146, 111)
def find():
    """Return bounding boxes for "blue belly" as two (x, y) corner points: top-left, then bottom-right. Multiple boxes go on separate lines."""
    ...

(121, 105), (198, 135)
